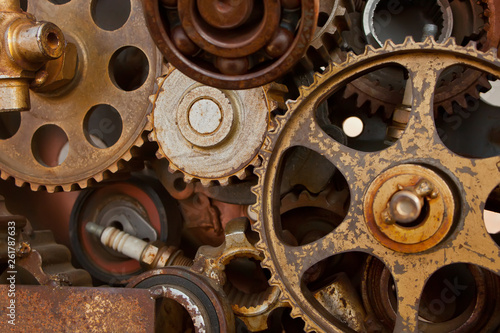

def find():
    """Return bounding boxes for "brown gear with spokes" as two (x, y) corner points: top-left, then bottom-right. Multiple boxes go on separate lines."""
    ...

(0, 0), (161, 192)
(251, 38), (500, 332)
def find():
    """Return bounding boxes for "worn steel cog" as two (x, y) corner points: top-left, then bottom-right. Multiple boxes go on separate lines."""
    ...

(251, 39), (500, 332)
(148, 65), (287, 186)
(0, 0), (161, 192)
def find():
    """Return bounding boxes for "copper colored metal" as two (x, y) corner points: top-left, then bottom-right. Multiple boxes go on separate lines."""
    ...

(252, 39), (500, 332)
(143, 0), (319, 89)
(0, 285), (155, 332)
(0, 0), (65, 112)
(0, 0), (161, 192)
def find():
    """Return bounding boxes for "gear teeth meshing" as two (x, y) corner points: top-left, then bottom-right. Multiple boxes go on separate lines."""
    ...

(251, 40), (500, 331)
(149, 70), (288, 187)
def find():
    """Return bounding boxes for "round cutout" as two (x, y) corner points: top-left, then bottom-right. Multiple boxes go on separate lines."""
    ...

(84, 104), (123, 149)
(109, 46), (149, 91)
(31, 124), (69, 167)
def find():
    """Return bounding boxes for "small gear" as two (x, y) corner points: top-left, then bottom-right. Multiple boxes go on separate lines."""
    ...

(251, 39), (500, 332)
(148, 65), (287, 186)
(301, 0), (349, 70)
(0, 0), (161, 192)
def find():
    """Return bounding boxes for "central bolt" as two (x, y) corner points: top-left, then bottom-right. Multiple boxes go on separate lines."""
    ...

(389, 190), (423, 224)
(188, 99), (222, 135)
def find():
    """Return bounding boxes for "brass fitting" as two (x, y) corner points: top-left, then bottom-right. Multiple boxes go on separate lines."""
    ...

(0, 0), (65, 111)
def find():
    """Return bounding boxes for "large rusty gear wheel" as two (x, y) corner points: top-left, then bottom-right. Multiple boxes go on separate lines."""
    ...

(251, 39), (500, 332)
(0, 0), (161, 192)
(343, 0), (499, 115)
(143, 0), (318, 89)
(148, 65), (288, 186)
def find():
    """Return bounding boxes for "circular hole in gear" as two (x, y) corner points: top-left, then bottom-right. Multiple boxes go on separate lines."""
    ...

(84, 104), (123, 149)
(31, 124), (69, 167)
(91, 0), (131, 31)
(485, 185), (500, 245)
(47, 0), (71, 5)
(0, 112), (21, 140)
(109, 46), (149, 91)
(418, 263), (476, 324)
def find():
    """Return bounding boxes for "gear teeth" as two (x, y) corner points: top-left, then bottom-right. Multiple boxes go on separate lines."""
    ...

(422, 35), (437, 46)
(383, 39), (397, 51)
(402, 35), (416, 46)
(200, 178), (213, 186)
(167, 163), (178, 174)
(252, 40), (500, 332)
(148, 94), (156, 105)
(455, 95), (468, 109)
(442, 37), (457, 47)
(478, 75), (492, 90)
(235, 168), (247, 181)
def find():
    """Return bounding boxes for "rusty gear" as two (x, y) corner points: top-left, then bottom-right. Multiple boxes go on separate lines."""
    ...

(191, 218), (284, 332)
(0, 0), (161, 192)
(143, 0), (318, 89)
(251, 39), (500, 332)
(343, 0), (498, 115)
(300, 0), (349, 70)
(149, 65), (287, 186)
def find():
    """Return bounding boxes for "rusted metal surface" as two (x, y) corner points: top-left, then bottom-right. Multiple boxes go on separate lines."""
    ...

(149, 65), (287, 186)
(0, 0), (161, 192)
(252, 39), (500, 332)
(0, 0), (65, 112)
(128, 266), (235, 333)
(143, 0), (319, 89)
(364, 164), (455, 253)
(362, 257), (500, 332)
(191, 217), (282, 332)
(0, 285), (155, 332)
(344, 0), (496, 115)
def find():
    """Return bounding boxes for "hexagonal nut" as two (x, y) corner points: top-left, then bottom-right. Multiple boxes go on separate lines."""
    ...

(31, 42), (78, 93)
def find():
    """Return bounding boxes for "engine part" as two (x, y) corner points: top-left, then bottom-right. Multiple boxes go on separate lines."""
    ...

(128, 266), (235, 333)
(86, 221), (192, 269)
(143, 0), (318, 89)
(362, 257), (500, 332)
(149, 66), (287, 186)
(0, 0), (161, 192)
(343, 0), (496, 115)
(69, 177), (182, 284)
(300, 0), (348, 70)
(0, 229), (93, 287)
(251, 39), (500, 332)
(0, 0), (65, 112)
(362, 0), (453, 47)
(154, 159), (257, 205)
(191, 217), (283, 332)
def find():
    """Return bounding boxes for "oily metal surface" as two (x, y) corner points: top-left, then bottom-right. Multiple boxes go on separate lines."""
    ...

(0, 285), (155, 332)
(252, 39), (500, 332)
(0, 0), (160, 192)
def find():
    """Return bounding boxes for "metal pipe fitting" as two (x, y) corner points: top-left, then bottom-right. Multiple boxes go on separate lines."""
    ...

(0, 0), (65, 111)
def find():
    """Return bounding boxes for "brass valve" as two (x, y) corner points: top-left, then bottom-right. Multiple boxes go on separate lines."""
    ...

(0, 0), (65, 112)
